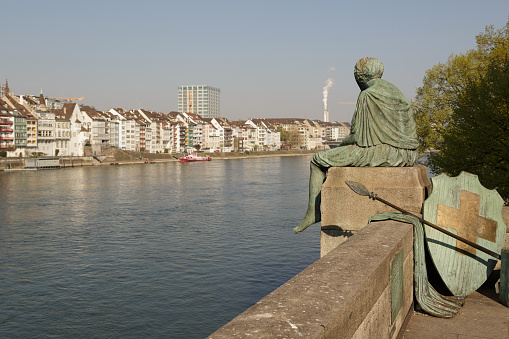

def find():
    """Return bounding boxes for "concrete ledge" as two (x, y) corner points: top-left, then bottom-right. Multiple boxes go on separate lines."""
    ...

(209, 220), (414, 339)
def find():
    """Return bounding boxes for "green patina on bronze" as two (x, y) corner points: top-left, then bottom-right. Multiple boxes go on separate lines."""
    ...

(390, 249), (404, 323)
(370, 212), (464, 318)
(294, 57), (419, 233)
(501, 249), (509, 307)
(347, 175), (506, 316)
(423, 172), (505, 297)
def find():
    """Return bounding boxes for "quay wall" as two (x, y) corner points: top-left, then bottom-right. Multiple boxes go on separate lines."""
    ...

(0, 150), (318, 170)
(0, 156), (95, 170)
(210, 209), (509, 339)
(209, 219), (414, 339)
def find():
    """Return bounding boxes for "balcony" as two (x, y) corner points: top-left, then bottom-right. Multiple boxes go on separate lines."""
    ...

(0, 137), (13, 141)
(93, 134), (110, 140)
(0, 121), (13, 125)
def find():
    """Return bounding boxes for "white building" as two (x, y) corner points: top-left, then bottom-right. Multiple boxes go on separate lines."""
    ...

(139, 110), (175, 153)
(108, 108), (132, 150)
(0, 110), (15, 152)
(35, 109), (56, 155)
(325, 121), (351, 142)
(81, 106), (111, 151)
(178, 85), (220, 119)
(245, 119), (281, 151)
(208, 118), (232, 152)
(52, 103), (87, 156)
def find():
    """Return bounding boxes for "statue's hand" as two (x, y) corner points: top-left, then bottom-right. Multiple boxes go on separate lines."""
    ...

(340, 133), (355, 146)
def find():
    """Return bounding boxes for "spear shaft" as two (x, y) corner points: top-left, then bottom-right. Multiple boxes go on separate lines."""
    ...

(345, 181), (501, 260)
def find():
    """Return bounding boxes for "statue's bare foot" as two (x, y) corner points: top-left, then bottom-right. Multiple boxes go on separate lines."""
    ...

(294, 210), (319, 233)
(294, 162), (324, 234)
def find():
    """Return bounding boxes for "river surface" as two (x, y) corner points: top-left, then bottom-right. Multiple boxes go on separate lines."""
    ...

(0, 156), (320, 338)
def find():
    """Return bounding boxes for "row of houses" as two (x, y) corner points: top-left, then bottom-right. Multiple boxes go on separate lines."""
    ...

(0, 91), (350, 157)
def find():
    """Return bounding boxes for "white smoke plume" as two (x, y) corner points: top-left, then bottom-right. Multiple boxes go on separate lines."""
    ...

(322, 77), (334, 111)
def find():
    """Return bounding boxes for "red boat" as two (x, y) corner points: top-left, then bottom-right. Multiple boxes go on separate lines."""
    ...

(179, 153), (212, 162)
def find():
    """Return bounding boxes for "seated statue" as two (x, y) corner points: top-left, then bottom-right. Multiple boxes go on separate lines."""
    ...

(294, 57), (419, 233)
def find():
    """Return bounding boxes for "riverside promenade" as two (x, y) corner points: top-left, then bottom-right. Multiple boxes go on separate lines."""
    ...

(400, 286), (509, 338)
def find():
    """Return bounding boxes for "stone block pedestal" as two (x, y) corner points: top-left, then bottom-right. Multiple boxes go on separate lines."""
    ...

(320, 166), (430, 257)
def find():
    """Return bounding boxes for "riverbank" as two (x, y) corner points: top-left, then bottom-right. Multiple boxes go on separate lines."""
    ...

(0, 149), (319, 170)
(99, 149), (319, 165)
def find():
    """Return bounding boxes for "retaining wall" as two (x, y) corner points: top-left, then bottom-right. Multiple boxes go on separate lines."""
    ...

(209, 220), (414, 339)
(0, 156), (94, 170)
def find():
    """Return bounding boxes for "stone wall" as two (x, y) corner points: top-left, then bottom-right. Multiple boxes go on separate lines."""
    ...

(0, 156), (94, 170)
(320, 166), (430, 257)
(208, 220), (414, 339)
(209, 202), (509, 338)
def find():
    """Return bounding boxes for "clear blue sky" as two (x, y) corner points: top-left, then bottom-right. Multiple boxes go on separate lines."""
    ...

(2, 1), (508, 122)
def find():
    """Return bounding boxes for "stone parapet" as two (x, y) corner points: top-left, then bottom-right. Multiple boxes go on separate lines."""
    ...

(208, 220), (414, 339)
(320, 166), (430, 257)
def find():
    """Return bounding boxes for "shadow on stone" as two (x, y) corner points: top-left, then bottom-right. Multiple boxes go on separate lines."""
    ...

(321, 225), (355, 238)
(477, 269), (502, 303)
(320, 225), (356, 257)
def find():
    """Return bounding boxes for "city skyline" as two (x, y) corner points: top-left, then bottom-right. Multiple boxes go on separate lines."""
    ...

(2, 1), (508, 122)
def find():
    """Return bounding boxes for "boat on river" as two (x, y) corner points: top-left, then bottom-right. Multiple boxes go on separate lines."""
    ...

(179, 153), (212, 162)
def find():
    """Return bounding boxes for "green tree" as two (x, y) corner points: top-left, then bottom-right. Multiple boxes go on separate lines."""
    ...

(287, 128), (301, 148)
(428, 56), (509, 201)
(414, 18), (509, 152)
(277, 126), (289, 143)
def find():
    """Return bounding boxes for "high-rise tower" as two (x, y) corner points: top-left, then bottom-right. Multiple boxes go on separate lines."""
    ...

(178, 85), (220, 119)
(0, 78), (8, 97)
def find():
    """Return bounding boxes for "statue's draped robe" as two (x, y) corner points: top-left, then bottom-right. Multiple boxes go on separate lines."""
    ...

(313, 78), (419, 168)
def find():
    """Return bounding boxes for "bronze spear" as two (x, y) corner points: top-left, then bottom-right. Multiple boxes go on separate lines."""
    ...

(345, 180), (501, 260)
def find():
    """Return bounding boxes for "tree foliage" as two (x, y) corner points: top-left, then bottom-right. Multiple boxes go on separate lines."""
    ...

(428, 56), (509, 200)
(413, 18), (509, 152)
(277, 126), (301, 147)
(277, 126), (288, 142)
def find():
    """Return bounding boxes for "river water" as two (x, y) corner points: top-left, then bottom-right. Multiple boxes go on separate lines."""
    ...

(0, 156), (320, 338)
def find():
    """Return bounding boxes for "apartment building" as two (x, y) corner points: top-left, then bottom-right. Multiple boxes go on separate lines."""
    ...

(81, 106), (111, 150)
(0, 110), (14, 152)
(178, 85), (220, 119)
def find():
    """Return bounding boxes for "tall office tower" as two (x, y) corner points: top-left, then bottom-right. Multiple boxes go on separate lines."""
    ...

(0, 78), (8, 97)
(178, 85), (221, 118)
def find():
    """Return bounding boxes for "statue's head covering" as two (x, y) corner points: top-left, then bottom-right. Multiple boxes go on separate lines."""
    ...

(354, 57), (384, 90)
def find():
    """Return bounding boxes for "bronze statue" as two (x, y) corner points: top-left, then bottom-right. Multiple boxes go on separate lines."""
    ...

(294, 57), (419, 233)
